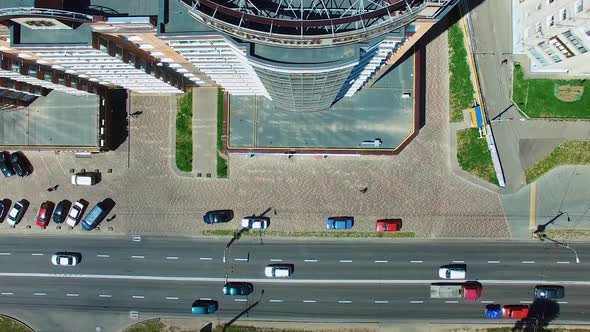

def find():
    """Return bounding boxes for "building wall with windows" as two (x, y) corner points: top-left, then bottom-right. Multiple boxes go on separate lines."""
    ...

(513, 0), (590, 74)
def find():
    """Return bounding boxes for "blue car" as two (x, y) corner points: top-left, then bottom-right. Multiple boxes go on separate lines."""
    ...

(485, 304), (502, 319)
(223, 282), (254, 296)
(191, 299), (218, 314)
(326, 217), (354, 230)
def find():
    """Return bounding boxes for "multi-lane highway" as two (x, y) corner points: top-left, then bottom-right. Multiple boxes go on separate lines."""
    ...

(0, 235), (588, 324)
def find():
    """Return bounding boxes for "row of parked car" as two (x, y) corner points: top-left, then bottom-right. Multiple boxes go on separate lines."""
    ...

(0, 151), (32, 177)
(202, 210), (402, 232)
(485, 285), (565, 319)
(0, 199), (108, 231)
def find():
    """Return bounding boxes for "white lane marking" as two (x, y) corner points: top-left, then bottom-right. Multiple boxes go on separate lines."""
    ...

(199, 298), (211, 300)
(99, 294), (112, 298)
(166, 297), (179, 300)
(452, 260), (465, 263)
(132, 295), (145, 299)
(33, 293), (46, 296)
(445, 301), (458, 304)
(339, 260), (352, 263)
(557, 261), (570, 264)
(410, 300), (423, 304)
(338, 300), (352, 303)
(1, 292), (13, 295)
(522, 261), (535, 264)
(269, 299), (283, 303)
(234, 299), (248, 302)
(166, 257), (179, 260)
(131, 255), (145, 259)
(132, 235), (142, 242)
(270, 259), (283, 262)
(558, 301), (568, 304)
(520, 300), (533, 304)
(374, 300), (389, 304)
(487, 261), (501, 264)
(234, 258), (248, 262)
(199, 257), (213, 261)
(374, 260), (388, 263)
(31, 253), (44, 256)
(0, 253), (12, 256)
(304, 259), (318, 262)
(410, 260), (423, 263)
(303, 300), (317, 303)
(97, 254), (110, 258)
(66, 293), (78, 297)
(481, 300), (494, 304)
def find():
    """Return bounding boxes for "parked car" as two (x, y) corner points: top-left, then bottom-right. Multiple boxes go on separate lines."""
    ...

(502, 305), (530, 319)
(191, 299), (218, 314)
(265, 264), (293, 277)
(53, 200), (70, 224)
(51, 252), (80, 266)
(81, 202), (107, 231)
(241, 216), (270, 230)
(0, 201), (5, 221)
(9, 152), (31, 177)
(7, 201), (26, 226)
(71, 173), (97, 186)
(485, 304), (502, 319)
(326, 217), (353, 230)
(36, 201), (54, 229)
(534, 285), (565, 299)
(376, 219), (402, 232)
(223, 282), (254, 296)
(0, 151), (15, 177)
(438, 266), (466, 279)
(66, 200), (86, 227)
(203, 210), (234, 224)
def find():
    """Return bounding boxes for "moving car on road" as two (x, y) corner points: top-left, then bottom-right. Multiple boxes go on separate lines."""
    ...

(7, 201), (25, 226)
(9, 152), (31, 177)
(36, 201), (53, 229)
(53, 200), (70, 224)
(485, 304), (502, 319)
(66, 200), (85, 227)
(191, 299), (218, 314)
(376, 219), (402, 232)
(265, 264), (293, 277)
(534, 285), (564, 299)
(438, 265), (466, 279)
(0, 151), (15, 177)
(241, 216), (270, 230)
(502, 305), (530, 319)
(223, 282), (254, 296)
(203, 210), (234, 224)
(51, 252), (80, 266)
(430, 282), (482, 300)
(326, 217), (354, 230)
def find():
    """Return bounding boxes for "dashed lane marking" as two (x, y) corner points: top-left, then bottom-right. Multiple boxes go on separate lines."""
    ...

(234, 299), (248, 302)
(131, 255), (145, 259)
(33, 293), (46, 296)
(338, 300), (352, 303)
(557, 261), (570, 264)
(374, 260), (388, 263)
(199, 257), (213, 261)
(0, 253), (12, 256)
(269, 299), (283, 303)
(132, 295), (145, 299)
(234, 258), (248, 262)
(31, 253), (44, 256)
(270, 259), (283, 262)
(339, 260), (352, 263)
(303, 300), (317, 303)
(99, 294), (112, 298)
(304, 259), (318, 262)
(166, 297), (179, 300)
(452, 260), (465, 263)
(66, 293), (78, 297)
(558, 301), (568, 304)
(97, 254), (110, 258)
(520, 300), (533, 304)
(487, 261), (500, 264)
(481, 300), (494, 303)
(410, 261), (423, 263)
(374, 300), (389, 304)
(1, 292), (13, 295)
(410, 301), (424, 304)
(166, 257), (179, 260)
(522, 261), (535, 264)
(445, 301), (458, 304)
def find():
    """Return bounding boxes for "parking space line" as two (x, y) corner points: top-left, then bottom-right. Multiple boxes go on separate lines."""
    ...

(1, 292), (13, 295)
(304, 259), (318, 262)
(269, 299), (283, 303)
(374, 300), (389, 304)
(410, 300), (423, 304)
(199, 257), (213, 261)
(33, 293), (47, 296)
(166, 257), (179, 260)
(166, 297), (179, 300)
(410, 260), (423, 263)
(487, 260), (500, 264)
(131, 255), (145, 259)
(66, 293), (79, 297)
(99, 294), (112, 298)
(445, 301), (458, 304)
(303, 300), (317, 303)
(374, 260), (388, 263)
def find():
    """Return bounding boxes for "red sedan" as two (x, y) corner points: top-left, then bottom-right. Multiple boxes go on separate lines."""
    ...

(502, 305), (529, 319)
(376, 219), (402, 232)
(36, 201), (53, 229)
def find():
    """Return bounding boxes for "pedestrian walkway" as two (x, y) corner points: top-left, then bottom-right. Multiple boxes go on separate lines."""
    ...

(192, 87), (218, 178)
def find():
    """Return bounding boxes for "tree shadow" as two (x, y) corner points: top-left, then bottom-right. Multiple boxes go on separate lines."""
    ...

(222, 290), (264, 332)
(514, 299), (560, 331)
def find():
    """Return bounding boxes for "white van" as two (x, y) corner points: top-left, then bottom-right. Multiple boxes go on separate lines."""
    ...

(71, 173), (97, 186)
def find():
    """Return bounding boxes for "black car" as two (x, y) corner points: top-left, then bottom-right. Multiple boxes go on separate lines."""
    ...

(53, 200), (70, 224)
(0, 151), (15, 177)
(223, 282), (254, 296)
(9, 152), (31, 177)
(534, 285), (565, 299)
(203, 210), (234, 224)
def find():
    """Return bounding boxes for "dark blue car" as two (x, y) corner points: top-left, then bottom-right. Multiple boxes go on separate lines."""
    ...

(326, 217), (354, 230)
(191, 299), (218, 314)
(485, 304), (502, 319)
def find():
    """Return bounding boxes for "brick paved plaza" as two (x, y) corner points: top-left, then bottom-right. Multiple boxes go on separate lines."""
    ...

(0, 29), (510, 239)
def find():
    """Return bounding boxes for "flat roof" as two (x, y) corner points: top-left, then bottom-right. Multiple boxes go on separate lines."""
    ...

(13, 23), (92, 46)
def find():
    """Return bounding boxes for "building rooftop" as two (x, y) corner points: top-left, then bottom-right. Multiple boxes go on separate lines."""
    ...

(11, 20), (92, 46)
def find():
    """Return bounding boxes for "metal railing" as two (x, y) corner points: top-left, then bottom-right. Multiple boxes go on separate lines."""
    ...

(0, 7), (93, 23)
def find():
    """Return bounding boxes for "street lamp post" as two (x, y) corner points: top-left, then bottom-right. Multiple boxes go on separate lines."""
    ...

(534, 211), (570, 234)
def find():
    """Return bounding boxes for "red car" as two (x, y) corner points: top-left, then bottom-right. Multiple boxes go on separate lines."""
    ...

(36, 201), (53, 229)
(502, 305), (529, 319)
(376, 219), (402, 232)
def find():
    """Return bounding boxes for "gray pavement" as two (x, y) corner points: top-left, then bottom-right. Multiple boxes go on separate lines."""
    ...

(191, 87), (218, 178)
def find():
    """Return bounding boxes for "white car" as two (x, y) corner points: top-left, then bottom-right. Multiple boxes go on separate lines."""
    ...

(438, 266), (466, 279)
(66, 200), (85, 227)
(51, 253), (80, 266)
(241, 217), (270, 230)
(265, 264), (293, 277)
(7, 201), (26, 227)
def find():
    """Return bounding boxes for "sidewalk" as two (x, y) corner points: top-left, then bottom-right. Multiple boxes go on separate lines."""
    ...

(191, 87), (218, 178)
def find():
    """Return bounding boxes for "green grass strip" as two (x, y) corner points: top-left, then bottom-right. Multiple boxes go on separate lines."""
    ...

(217, 88), (228, 178)
(456, 128), (497, 185)
(175, 91), (193, 172)
(202, 229), (416, 238)
(448, 8), (475, 122)
(513, 64), (590, 118)
(526, 140), (590, 183)
(0, 316), (33, 332)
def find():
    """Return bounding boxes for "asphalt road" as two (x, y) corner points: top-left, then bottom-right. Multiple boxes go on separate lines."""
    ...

(0, 235), (589, 324)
